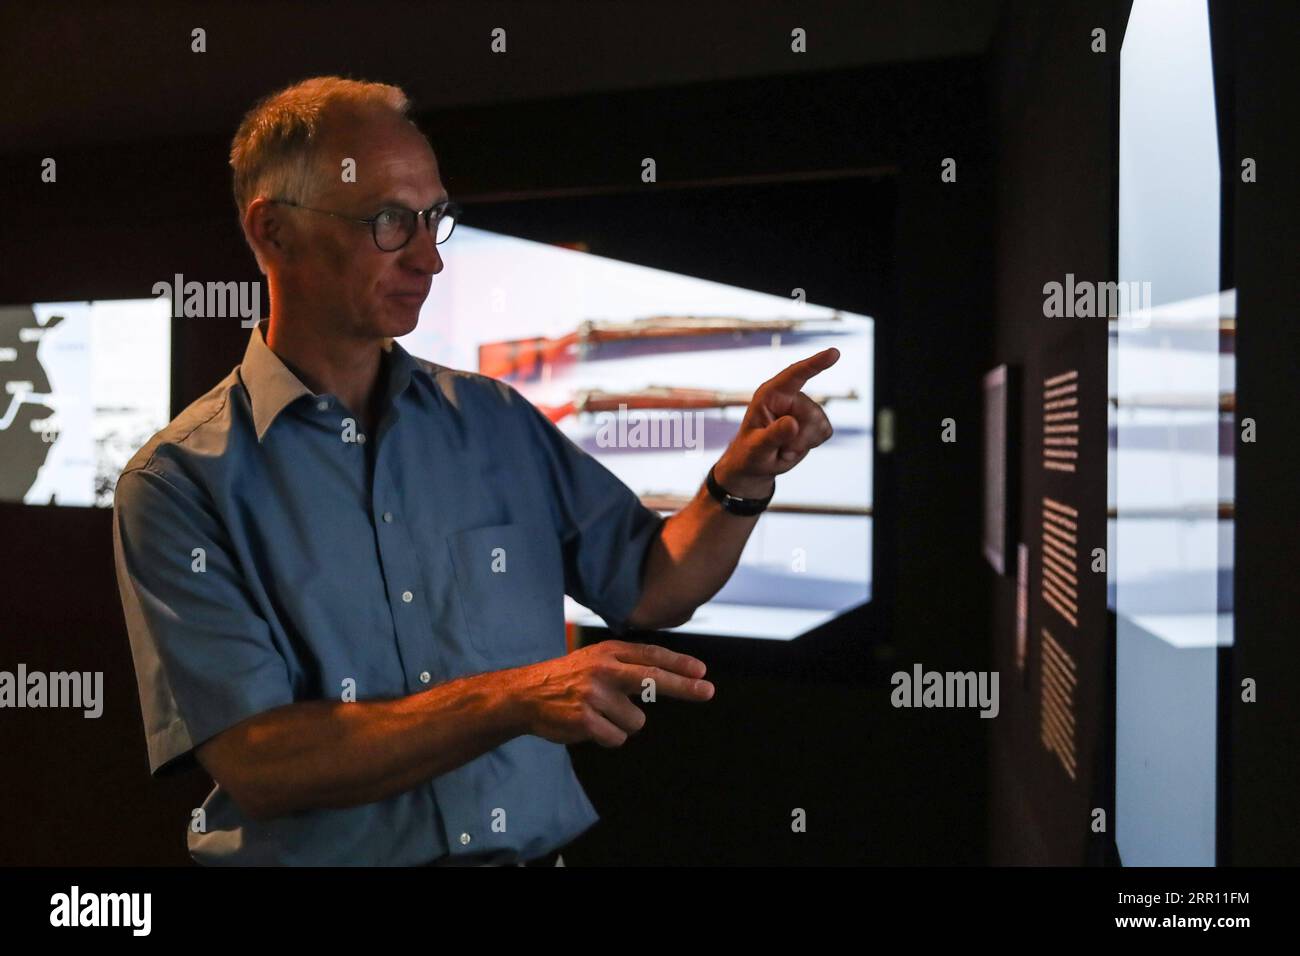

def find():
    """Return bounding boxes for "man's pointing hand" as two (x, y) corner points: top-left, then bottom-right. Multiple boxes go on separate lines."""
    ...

(712, 347), (841, 498)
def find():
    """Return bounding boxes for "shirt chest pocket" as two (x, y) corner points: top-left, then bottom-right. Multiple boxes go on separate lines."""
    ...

(447, 522), (567, 665)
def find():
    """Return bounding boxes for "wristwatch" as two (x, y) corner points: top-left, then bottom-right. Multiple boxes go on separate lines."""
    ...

(705, 465), (774, 516)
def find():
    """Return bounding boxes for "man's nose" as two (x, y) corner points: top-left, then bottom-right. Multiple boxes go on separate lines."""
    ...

(401, 219), (443, 274)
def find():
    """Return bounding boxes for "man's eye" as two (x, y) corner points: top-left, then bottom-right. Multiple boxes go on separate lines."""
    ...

(376, 209), (403, 227)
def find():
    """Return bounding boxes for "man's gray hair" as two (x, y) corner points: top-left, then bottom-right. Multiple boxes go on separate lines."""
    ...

(229, 76), (414, 219)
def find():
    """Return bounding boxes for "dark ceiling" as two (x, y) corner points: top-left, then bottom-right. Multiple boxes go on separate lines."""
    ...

(1, 0), (1001, 155)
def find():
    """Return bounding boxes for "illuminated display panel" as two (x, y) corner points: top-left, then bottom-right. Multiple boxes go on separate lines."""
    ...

(400, 225), (874, 641)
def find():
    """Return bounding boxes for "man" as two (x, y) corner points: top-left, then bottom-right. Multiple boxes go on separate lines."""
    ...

(112, 76), (839, 866)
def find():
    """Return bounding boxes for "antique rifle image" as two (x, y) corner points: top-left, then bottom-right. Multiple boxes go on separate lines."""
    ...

(479, 313), (845, 380)
(1106, 502), (1234, 520)
(640, 493), (872, 517)
(536, 385), (858, 424)
(1107, 318), (1235, 334)
(1108, 393), (1235, 413)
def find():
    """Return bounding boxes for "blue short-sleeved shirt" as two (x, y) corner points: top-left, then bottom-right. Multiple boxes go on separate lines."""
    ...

(111, 319), (665, 865)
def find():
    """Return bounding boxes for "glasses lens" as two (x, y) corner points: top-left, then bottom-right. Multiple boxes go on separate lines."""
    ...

(434, 206), (457, 244)
(374, 207), (416, 251)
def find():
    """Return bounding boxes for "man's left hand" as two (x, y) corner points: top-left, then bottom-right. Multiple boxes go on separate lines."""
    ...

(712, 347), (841, 499)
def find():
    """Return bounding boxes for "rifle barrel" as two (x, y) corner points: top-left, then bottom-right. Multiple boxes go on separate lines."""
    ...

(640, 493), (871, 517)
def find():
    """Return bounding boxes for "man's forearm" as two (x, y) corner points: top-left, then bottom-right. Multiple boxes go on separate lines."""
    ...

(206, 667), (530, 821)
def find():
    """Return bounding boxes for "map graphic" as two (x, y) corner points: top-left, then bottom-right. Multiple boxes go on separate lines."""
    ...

(0, 300), (171, 507)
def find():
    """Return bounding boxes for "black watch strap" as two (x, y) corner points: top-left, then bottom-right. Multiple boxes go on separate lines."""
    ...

(705, 465), (774, 516)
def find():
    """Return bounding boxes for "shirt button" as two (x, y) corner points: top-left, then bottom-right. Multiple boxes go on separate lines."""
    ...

(402, 590), (414, 603)
(316, 398), (329, 411)
(419, 671), (431, 684)
(460, 833), (472, 846)
(382, 512), (393, 523)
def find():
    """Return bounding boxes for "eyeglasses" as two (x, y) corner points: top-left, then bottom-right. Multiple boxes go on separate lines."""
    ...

(270, 197), (460, 251)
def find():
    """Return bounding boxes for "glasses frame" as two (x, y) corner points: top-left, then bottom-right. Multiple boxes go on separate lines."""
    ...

(269, 197), (460, 251)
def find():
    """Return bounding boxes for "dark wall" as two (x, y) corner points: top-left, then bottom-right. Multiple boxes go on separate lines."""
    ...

(987, 0), (1300, 866)
(986, 0), (1124, 867)
(1226, 0), (1300, 866)
(1, 59), (994, 864)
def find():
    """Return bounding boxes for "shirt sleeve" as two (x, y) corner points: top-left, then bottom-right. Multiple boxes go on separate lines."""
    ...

(512, 391), (667, 635)
(112, 465), (296, 777)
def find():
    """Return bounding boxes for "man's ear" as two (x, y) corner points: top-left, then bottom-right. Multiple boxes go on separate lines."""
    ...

(243, 197), (288, 270)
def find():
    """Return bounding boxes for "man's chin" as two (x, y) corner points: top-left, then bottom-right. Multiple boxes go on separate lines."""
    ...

(378, 300), (423, 338)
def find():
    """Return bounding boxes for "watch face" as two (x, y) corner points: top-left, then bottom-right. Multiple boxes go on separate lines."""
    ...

(722, 491), (764, 516)
(707, 465), (769, 515)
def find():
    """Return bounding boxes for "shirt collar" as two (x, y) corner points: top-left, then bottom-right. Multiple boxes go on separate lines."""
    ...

(240, 319), (423, 443)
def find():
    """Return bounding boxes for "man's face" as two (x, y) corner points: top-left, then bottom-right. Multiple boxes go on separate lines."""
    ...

(276, 105), (446, 341)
